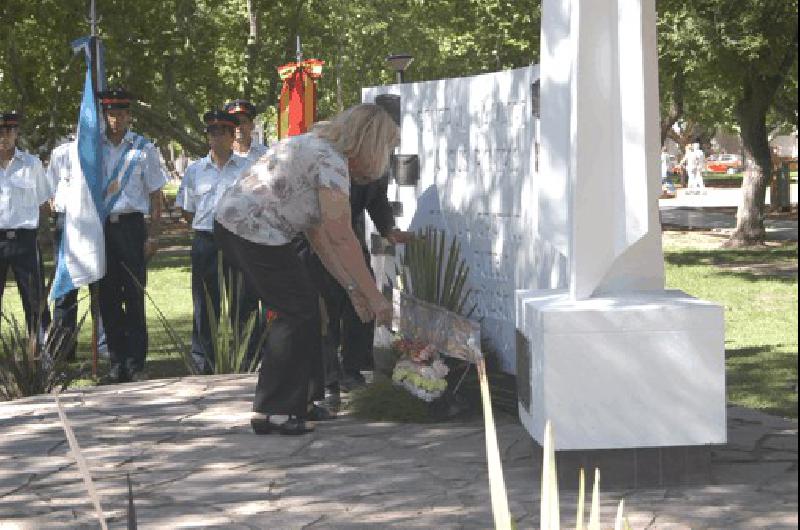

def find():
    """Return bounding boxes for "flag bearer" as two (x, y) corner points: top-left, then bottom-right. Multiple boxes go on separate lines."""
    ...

(224, 99), (269, 163)
(96, 89), (167, 383)
(177, 110), (259, 374)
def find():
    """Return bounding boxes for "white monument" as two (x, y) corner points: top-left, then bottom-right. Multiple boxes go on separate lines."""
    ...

(515, 0), (726, 449)
(363, 0), (726, 451)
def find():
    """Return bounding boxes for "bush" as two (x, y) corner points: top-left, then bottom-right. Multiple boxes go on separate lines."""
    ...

(0, 309), (87, 400)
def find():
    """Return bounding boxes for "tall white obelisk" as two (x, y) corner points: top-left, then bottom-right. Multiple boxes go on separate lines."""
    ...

(517, 0), (726, 450)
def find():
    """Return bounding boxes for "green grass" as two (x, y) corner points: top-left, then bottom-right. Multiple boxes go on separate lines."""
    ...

(664, 238), (798, 418)
(348, 379), (436, 422)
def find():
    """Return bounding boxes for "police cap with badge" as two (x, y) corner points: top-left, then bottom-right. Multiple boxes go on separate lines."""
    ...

(203, 110), (239, 133)
(223, 99), (258, 120)
(0, 111), (21, 129)
(97, 88), (133, 110)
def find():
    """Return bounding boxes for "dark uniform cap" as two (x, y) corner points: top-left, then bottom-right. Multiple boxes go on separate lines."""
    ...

(223, 99), (258, 119)
(97, 88), (134, 109)
(0, 112), (21, 128)
(203, 110), (239, 131)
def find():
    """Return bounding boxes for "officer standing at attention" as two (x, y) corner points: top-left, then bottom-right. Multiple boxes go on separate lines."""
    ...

(47, 138), (110, 361)
(223, 99), (269, 163)
(177, 110), (258, 373)
(0, 111), (53, 336)
(96, 89), (168, 383)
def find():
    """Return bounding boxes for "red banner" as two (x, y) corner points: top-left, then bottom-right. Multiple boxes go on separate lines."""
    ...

(277, 59), (324, 139)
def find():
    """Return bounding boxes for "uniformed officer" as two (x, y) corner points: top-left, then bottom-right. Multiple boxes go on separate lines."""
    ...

(0, 111), (54, 336)
(223, 99), (269, 163)
(47, 139), (108, 361)
(96, 88), (168, 383)
(177, 110), (260, 373)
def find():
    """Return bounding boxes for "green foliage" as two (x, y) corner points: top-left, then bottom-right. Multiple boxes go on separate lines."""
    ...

(203, 254), (263, 374)
(657, 0), (797, 141)
(347, 378), (435, 423)
(397, 227), (475, 317)
(0, 0), (541, 155)
(0, 309), (87, 400)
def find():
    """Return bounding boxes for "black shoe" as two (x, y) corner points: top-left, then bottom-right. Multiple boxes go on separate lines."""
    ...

(307, 404), (336, 421)
(250, 416), (278, 435)
(280, 416), (314, 435)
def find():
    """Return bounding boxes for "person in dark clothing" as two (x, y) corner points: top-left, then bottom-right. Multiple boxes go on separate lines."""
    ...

(301, 173), (412, 410)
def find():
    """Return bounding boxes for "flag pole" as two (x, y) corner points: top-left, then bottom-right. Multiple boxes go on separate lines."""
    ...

(88, 0), (102, 379)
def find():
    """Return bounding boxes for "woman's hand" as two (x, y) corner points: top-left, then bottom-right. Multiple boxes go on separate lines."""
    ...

(367, 293), (393, 327)
(349, 290), (375, 323)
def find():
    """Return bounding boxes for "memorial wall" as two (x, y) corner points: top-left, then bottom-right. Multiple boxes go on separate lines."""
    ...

(364, 65), (566, 373)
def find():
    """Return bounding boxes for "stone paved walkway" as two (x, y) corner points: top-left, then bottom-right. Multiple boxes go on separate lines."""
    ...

(1, 375), (797, 529)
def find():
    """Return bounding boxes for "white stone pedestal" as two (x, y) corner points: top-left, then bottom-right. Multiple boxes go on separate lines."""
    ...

(515, 289), (726, 450)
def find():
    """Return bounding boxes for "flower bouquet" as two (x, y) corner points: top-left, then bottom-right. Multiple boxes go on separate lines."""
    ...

(391, 338), (450, 402)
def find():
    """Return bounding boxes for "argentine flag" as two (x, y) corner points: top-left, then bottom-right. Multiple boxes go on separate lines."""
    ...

(49, 39), (106, 301)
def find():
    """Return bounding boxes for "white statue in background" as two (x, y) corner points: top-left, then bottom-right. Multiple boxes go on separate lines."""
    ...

(683, 142), (706, 192)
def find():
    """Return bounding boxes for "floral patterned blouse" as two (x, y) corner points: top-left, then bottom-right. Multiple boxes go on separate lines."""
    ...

(215, 133), (350, 245)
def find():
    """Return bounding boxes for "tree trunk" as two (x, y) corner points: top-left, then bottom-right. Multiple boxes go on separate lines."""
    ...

(244, 0), (259, 99)
(660, 70), (684, 146)
(726, 92), (772, 247)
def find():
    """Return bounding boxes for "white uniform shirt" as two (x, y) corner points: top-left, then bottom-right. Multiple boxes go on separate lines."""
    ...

(215, 133), (350, 246)
(47, 141), (77, 214)
(0, 148), (52, 229)
(104, 130), (168, 214)
(177, 152), (249, 232)
(236, 141), (269, 164)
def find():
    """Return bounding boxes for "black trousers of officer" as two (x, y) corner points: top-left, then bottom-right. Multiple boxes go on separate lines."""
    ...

(51, 213), (77, 359)
(214, 222), (320, 416)
(0, 228), (49, 336)
(98, 213), (147, 376)
(190, 230), (261, 374)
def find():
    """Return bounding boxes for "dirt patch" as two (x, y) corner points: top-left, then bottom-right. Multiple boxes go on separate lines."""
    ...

(662, 230), (732, 250)
(716, 261), (798, 279)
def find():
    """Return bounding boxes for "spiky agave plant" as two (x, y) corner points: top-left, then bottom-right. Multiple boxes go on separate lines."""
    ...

(203, 254), (266, 374)
(125, 257), (266, 376)
(541, 421), (632, 530)
(0, 296), (88, 400)
(396, 227), (476, 317)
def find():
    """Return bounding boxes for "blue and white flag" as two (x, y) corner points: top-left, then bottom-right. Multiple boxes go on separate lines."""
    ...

(49, 39), (106, 300)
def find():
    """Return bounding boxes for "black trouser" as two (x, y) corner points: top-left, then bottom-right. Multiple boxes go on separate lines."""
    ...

(52, 214), (78, 359)
(98, 213), (147, 376)
(0, 228), (49, 336)
(190, 230), (261, 374)
(294, 237), (375, 387)
(214, 222), (319, 416)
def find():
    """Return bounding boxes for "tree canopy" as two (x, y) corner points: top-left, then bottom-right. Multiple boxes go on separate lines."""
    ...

(1, 0), (796, 196)
(0, 0), (541, 158)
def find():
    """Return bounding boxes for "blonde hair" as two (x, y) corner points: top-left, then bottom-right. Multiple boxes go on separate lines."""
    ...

(312, 103), (400, 181)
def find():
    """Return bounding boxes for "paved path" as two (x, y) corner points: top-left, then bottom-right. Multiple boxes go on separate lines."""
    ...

(660, 188), (798, 240)
(1, 375), (796, 529)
